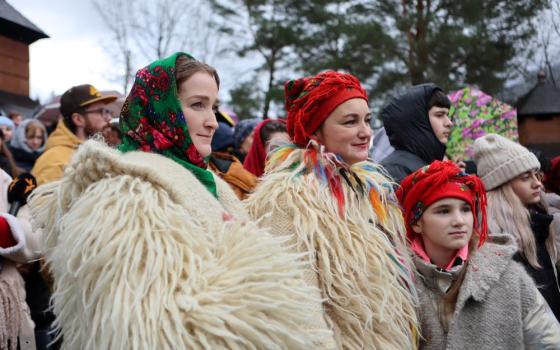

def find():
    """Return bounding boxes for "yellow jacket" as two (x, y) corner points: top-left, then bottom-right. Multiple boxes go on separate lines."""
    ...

(32, 120), (82, 186)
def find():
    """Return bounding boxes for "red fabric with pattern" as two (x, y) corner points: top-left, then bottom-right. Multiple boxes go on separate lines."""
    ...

(284, 71), (367, 146)
(396, 160), (488, 246)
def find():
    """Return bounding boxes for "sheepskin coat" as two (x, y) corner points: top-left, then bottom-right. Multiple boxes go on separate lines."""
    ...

(29, 140), (329, 350)
(245, 145), (419, 350)
(415, 235), (560, 350)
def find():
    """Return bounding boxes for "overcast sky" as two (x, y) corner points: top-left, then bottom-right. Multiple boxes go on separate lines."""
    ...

(13, 0), (127, 103)
(12, 0), (253, 106)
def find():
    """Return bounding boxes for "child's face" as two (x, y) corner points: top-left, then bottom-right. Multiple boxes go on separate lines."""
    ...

(26, 129), (44, 150)
(412, 198), (473, 258)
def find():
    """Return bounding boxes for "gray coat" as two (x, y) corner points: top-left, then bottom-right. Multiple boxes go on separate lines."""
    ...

(415, 235), (560, 350)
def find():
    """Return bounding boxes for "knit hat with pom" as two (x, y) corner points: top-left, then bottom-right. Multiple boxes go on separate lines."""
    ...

(473, 133), (540, 190)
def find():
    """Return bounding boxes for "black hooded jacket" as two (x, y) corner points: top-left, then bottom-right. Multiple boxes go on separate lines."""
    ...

(380, 83), (446, 183)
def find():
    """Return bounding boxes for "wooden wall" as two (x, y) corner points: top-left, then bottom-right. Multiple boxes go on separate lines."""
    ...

(0, 35), (29, 96)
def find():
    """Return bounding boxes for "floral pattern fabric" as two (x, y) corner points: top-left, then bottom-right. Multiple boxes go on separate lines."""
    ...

(447, 87), (518, 160)
(118, 52), (217, 197)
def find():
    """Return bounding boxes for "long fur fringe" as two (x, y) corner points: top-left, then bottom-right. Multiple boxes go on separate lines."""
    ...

(0, 278), (23, 350)
(245, 145), (419, 350)
(29, 142), (329, 350)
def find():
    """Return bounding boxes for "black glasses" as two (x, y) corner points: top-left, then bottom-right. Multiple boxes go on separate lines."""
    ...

(83, 108), (112, 117)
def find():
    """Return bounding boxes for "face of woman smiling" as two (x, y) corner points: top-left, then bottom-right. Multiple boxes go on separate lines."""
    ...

(178, 72), (219, 158)
(314, 98), (372, 165)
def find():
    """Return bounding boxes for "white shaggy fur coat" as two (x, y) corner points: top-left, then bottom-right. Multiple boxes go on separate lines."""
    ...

(29, 140), (329, 350)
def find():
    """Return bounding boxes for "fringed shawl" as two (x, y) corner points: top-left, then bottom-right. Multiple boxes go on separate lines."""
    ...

(245, 143), (419, 350)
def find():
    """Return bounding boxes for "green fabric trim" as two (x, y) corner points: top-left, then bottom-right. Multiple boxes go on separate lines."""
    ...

(118, 52), (217, 198)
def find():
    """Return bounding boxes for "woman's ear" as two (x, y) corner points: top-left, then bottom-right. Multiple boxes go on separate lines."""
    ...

(412, 220), (423, 235)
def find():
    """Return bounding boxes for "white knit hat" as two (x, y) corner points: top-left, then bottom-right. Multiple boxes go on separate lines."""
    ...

(473, 133), (540, 190)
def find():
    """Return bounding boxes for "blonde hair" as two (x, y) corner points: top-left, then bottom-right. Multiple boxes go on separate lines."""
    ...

(487, 182), (557, 268)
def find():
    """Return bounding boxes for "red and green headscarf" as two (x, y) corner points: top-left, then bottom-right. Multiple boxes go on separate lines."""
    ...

(118, 52), (217, 197)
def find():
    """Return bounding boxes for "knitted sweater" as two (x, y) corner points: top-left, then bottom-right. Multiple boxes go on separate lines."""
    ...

(245, 145), (419, 350)
(29, 140), (328, 350)
(415, 235), (560, 350)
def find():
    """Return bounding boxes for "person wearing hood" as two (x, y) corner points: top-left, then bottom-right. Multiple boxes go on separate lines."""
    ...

(29, 52), (328, 349)
(381, 84), (452, 184)
(397, 160), (560, 349)
(31, 84), (118, 186)
(9, 119), (47, 172)
(209, 121), (257, 200)
(245, 71), (419, 349)
(232, 118), (258, 163)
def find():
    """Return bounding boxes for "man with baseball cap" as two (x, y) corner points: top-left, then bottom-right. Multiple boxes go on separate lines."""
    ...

(32, 84), (117, 185)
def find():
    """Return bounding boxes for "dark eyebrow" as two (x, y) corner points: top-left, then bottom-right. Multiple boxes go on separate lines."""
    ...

(343, 112), (372, 118)
(188, 95), (211, 101)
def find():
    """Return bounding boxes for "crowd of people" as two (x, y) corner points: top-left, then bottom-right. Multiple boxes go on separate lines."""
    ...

(0, 51), (559, 349)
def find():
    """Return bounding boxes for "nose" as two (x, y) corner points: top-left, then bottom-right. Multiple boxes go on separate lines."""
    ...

(451, 209), (466, 227)
(359, 120), (372, 138)
(206, 111), (219, 131)
(445, 115), (453, 128)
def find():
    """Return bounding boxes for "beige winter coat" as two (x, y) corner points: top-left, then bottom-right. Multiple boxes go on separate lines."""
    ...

(415, 235), (560, 350)
(245, 146), (419, 350)
(29, 140), (329, 350)
(0, 169), (41, 350)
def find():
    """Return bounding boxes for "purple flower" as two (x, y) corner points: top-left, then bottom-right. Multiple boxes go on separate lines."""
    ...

(476, 94), (492, 107)
(471, 118), (484, 128)
(472, 130), (487, 139)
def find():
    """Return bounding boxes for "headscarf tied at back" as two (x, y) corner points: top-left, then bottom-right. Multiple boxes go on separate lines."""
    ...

(396, 160), (488, 247)
(285, 71), (368, 146)
(243, 118), (286, 177)
(118, 52), (217, 197)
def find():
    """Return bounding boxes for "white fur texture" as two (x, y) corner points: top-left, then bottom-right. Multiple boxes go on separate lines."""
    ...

(29, 140), (328, 350)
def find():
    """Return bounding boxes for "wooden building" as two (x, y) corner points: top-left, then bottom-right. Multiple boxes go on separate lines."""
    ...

(0, 0), (48, 116)
(516, 72), (560, 158)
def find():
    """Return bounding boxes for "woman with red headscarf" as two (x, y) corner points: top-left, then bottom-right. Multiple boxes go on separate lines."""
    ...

(243, 118), (289, 177)
(245, 71), (419, 349)
(397, 160), (560, 349)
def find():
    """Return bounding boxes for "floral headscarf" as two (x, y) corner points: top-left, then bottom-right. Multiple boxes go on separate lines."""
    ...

(118, 52), (217, 197)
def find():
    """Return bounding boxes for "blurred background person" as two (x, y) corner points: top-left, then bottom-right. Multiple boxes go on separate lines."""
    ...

(232, 118), (258, 163)
(9, 119), (47, 172)
(31, 84), (117, 186)
(243, 118), (289, 178)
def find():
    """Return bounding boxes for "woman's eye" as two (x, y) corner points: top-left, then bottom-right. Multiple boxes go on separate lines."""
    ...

(461, 206), (471, 213)
(191, 102), (204, 109)
(436, 209), (449, 214)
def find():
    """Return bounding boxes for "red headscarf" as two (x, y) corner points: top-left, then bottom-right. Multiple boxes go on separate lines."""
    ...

(396, 161), (488, 247)
(544, 156), (560, 194)
(284, 71), (368, 146)
(243, 119), (286, 177)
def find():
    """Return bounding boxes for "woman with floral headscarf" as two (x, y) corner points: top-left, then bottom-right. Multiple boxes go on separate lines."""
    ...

(397, 160), (560, 349)
(245, 71), (419, 349)
(29, 53), (327, 349)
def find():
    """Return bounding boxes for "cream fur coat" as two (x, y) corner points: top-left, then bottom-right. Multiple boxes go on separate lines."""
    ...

(245, 146), (419, 350)
(29, 140), (329, 350)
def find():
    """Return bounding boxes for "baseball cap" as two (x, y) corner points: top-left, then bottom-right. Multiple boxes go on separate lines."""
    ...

(60, 84), (118, 117)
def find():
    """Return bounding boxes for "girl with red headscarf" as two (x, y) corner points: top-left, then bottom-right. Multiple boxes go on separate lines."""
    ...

(397, 160), (560, 349)
(245, 71), (419, 349)
(243, 118), (288, 177)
